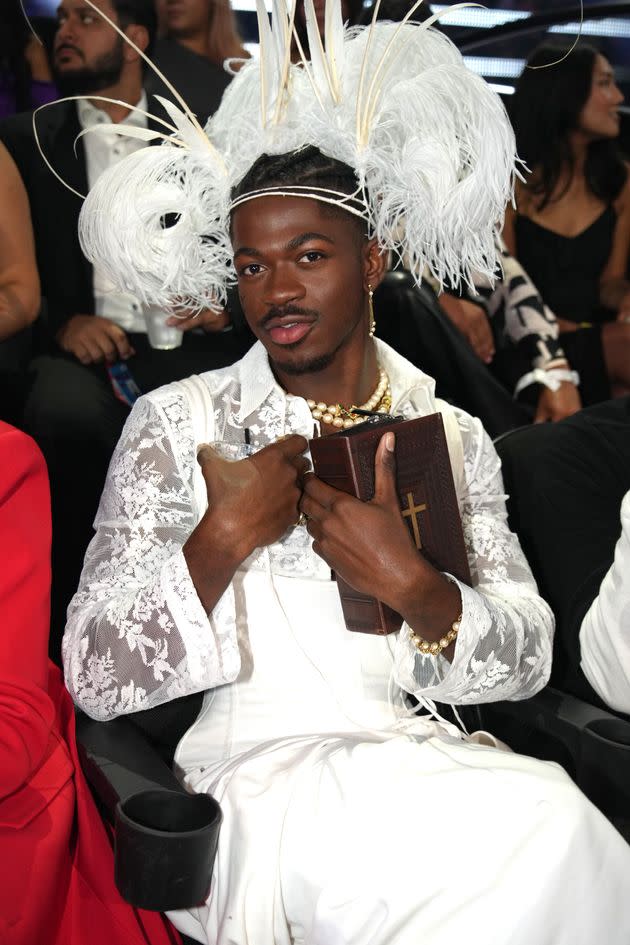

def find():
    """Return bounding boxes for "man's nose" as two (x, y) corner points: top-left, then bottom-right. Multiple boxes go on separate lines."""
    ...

(264, 265), (304, 306)
(56, 18), (75, 45)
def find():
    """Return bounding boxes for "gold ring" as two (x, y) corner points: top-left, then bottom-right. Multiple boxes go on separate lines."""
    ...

(295, 511), (308, 527)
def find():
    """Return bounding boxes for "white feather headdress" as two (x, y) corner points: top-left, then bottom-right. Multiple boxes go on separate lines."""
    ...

(77, 0), (517, 312)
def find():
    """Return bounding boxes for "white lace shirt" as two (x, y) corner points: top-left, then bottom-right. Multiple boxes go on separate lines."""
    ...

(63, 340), (553, 728)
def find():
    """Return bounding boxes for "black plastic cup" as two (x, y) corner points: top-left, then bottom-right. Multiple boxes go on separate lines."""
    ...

(579, 717), (630, 836)
(114, 788), (222, 911)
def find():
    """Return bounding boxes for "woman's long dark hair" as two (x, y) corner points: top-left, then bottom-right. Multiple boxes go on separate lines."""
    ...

(510, 42), (627, 209)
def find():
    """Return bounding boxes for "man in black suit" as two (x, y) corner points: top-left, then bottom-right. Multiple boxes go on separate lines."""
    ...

(0, 0), (249, 658)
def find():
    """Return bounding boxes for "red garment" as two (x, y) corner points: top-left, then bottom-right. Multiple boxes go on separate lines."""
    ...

(0, 422), (181, 945)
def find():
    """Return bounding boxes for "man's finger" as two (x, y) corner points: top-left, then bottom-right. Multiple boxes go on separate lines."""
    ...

(83, 339), (105, 363)
(270, 434), (308, 459)
(291, 455), (312, 483)
(196, 443), (222, 467)
(107, 324), (134, 360)
(302, 471), (341, 509)
(373, 432), (398, 506)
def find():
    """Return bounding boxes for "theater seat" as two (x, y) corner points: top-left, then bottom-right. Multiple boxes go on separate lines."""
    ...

(77, 710), (220, 940)
(481, 420), (630, 841)
(374, 269), (530, 438)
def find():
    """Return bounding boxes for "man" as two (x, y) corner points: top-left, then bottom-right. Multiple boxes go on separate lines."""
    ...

(64, 144), (630, 945)
(497, 396), (630, 716)
(149, 0), (246, 126)
(0, 0), (249, 656)
(64, 6), (630, 940)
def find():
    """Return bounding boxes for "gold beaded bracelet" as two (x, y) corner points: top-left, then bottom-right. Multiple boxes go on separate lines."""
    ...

(409, 614), (462, 656)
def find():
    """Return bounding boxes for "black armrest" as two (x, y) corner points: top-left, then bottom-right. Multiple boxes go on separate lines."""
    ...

(76, 711), (186, 820)
(482, 687), (630, 840)
(76, 712), (222, 912)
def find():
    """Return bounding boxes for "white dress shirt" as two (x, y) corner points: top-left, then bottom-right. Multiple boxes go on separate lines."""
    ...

(580, 491), (630, 714)
(77, 93), (150, 333)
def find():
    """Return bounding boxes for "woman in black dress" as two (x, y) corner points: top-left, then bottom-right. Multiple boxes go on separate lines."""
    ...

(504, 42), (630, 403)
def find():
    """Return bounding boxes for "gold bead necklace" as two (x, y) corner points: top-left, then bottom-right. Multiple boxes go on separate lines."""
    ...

(306, 367), (392, 428)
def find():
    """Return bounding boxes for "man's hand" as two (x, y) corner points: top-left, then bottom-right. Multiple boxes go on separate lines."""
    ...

(534, 382), (582, 423)
(196, 435), (310, 562)
(185, 435), (309, 614)
(300, 433), (448, 614)
(300, 433), (460, 647)
(439, 294), (495, 364)
(166, 307), (231, 333)
(56, 314), (135, 364)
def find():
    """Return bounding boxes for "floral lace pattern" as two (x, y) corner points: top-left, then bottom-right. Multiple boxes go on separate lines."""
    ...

(63, 342), (553, 721)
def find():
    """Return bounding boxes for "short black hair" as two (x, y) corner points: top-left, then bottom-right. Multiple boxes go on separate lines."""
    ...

(231, 146), (369, 242)
(111, 0), (157, 55)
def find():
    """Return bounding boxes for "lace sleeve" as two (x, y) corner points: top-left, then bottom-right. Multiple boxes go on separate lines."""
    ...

(62, 390), (240, 721)
(394, 410), (554, 704)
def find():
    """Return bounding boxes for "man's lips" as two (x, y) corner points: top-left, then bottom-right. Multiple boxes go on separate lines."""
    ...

(55, 45), (83, 63)
(264, 316), (316, 346)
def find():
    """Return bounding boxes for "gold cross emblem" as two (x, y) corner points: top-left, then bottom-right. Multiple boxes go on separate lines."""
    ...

(401, 492), (427, 549)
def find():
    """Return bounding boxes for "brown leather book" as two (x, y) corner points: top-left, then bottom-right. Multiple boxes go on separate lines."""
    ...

(309, 413), (471, 635)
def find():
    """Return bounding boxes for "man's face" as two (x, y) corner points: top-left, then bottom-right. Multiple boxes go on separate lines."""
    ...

(232, 196), (371, 377)
(54, 0), (125, 94)
(164, 0), (211, 37)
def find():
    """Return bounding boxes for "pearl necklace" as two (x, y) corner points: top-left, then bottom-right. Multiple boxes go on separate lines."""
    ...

(306, 367), (392, 428)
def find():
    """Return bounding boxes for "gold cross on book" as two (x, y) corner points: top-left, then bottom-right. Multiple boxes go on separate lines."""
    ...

(401, 492), (427, 549)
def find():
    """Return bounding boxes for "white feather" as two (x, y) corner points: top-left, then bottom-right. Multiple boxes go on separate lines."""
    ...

(79, 4), (517, 310)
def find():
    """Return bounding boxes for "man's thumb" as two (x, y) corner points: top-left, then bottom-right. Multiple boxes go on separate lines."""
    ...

(373, 432), (397, 504)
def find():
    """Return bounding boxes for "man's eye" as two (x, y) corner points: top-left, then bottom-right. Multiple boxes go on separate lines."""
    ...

(80, 13), (95, 23)
(300, 251), (325, 263)
(240, 263), (263, 276)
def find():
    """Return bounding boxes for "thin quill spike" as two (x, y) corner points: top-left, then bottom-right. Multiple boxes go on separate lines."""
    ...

(324, 0), (344, 101)
(273, 0), (300, 124)
(356, 0), (383, 143)
(529, 0), (584, 68)
(78, 0), (219, 158)
(74, 124), (181, 151)
(291, 24), (326, 111)
(304, 0), (337, 103)
(18, 0), (44, 43)
(256, 0), (273, 127)
(361, 2), (480, 144)
(32, 94), (181, 199)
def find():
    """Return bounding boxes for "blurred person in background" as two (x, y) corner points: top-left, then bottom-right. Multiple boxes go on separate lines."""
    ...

(0, 141), (40, 425)
(0, 0), (250, 660)
(149, 0), (249, 125)
(0, 1), (58, 118)
(505, 42), (630, 404)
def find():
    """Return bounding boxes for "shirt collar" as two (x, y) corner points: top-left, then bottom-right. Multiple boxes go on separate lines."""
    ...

(77, 89), (148, 130)
(235, 339), (437, 422)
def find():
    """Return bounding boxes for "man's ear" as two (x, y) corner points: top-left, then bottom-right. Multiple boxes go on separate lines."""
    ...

(122, 24), (149, 63)
(363, 237), (388, 292)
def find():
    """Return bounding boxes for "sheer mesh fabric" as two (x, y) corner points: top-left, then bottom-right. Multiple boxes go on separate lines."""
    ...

(63, 342), (553, 721)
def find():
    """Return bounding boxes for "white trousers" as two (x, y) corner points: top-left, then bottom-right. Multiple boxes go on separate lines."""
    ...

(169, 731), (630, 945)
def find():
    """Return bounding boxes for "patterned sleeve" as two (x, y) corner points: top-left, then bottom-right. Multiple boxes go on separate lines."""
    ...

(470, 247), (567, 377)
(394, 409), (554, 704)
(62, 389), (241, 721)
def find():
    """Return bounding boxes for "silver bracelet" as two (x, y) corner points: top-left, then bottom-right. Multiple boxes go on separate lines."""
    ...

(514, 368), (580, 397)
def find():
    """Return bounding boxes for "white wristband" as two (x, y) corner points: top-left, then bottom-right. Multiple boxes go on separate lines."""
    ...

(514, 368), (580, 397)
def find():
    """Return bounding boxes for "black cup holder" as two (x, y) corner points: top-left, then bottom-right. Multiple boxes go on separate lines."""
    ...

(584, 718), (630, 748)
(114, 789), (222, 911)
(578, 718), (630, 825)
